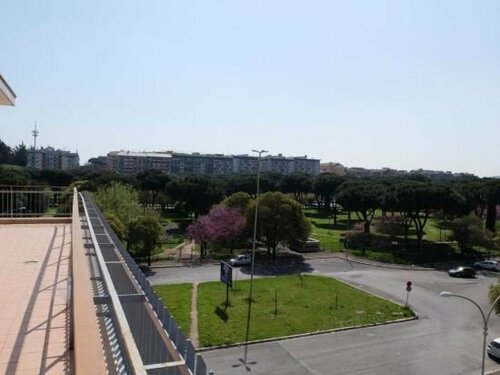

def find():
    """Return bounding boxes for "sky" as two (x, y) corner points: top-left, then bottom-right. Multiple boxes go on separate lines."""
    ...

(1, 1), (499, 177)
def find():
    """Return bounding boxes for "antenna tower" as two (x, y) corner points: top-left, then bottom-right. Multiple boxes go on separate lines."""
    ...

(32, 123), (39, 150)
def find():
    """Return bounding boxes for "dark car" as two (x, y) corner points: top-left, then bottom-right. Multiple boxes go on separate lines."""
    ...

(448, 266), (477, 278)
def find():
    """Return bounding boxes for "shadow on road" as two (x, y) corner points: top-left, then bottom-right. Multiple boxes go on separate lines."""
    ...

(236, 252), (314, 276)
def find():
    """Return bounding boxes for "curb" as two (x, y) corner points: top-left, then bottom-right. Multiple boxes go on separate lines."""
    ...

(331, 254), (433, 271)
(198, 314), (418, 353)
(149, 263), (187, 269)
(149, 251), (439, 272)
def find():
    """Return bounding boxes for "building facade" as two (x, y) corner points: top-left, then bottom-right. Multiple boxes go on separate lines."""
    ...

(107, 151), (172, 174)
(27, 147), (80, 170)
(320, 162), (347, 176)
(107, 150), (321, 176)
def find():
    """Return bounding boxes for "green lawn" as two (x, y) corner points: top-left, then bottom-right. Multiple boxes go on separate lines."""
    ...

(161, 210), (193, 232)
(197, 275), (413, 347)
(305, 209), (352, 251)
(304, 209), (480, 264)
(154, 283), (193, 332)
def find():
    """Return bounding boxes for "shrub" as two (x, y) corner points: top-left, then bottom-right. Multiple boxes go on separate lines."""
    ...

(489, 281), (500, 314)
(344, 224), (371, 249)
(104, 211), (126, 240)
(450, 215), (493, 254)
(375, 216), (406, 236)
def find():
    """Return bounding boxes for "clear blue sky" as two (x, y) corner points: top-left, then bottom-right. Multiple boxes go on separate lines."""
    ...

(1, 1), (499, 176)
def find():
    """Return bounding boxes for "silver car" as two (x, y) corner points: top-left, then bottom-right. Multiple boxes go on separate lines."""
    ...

(488, 338), (500, 359)
(229, 254), (251, 266)
(474, 260), (500, 271)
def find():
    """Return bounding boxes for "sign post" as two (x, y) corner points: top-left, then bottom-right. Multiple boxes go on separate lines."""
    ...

(220, 262), (233, 308)
(405, 281), (412, 307)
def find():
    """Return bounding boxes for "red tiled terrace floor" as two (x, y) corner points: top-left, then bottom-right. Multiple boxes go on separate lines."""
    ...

(0, 223), (72, 374)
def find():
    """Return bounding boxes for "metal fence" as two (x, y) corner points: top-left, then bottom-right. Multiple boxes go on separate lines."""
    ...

(81, 192), (211, 375)
(0, 186), (71, 217)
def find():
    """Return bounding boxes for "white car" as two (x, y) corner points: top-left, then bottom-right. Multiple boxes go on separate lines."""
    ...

(229, 254), (251, 266)
(488, 338), (500, 359)
(473, 260), (500, 271)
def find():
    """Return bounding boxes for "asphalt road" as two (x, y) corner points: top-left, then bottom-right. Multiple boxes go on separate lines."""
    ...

(148, 257), (500, 375)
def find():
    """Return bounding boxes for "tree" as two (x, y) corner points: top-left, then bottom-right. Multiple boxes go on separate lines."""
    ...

(128, 215), (163, 266)
(204, 205), (246, 254)
(451, 215), (493, 254)
(186, 215), (211, 259)
(0, 140), (12, 164)
(0, 165), (29, 185)
(166, 176), (224, 217)
(94, 182), (140, 227)
(336, 181), (386, 233)
(485, 180), (500, 232)
(224, 173), (281, 197)
(186, 205), (246, 258)
(224, 174), (257, 196)
(137, 170), (171, 207)
(79, 171), (138, 192)
(449, 179), (488, 218)
(279, 173), (312, 203)
(222, 191), (252, 212)
(312, 174), (345, 224)
(38, 169), (76, 186)
(11, 143), (27, 166)
(246, 192), (311, 260)
(104, 211), (126, 240)
(394, 182), (464, 249)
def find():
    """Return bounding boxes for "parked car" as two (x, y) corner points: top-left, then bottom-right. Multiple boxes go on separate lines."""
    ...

(473, 260), (500, 271)
(448, 266), (477, 278)
(229, 254), (251, 266)
(488, 338), (500, 360)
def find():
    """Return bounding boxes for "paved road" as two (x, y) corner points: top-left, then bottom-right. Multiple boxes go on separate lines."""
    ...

(148, 257), (500, 375)
(148, 256), (371, 285)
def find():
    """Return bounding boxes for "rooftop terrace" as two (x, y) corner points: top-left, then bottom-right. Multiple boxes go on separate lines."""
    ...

(0, 223), (71, 374)
(0, 188), (209, 375)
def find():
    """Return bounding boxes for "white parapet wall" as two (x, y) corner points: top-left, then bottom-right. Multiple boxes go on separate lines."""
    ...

(0, 74), (16, 106)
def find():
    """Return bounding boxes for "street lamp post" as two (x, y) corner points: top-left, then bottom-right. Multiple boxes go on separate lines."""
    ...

(243, 149), (267, 365)
(440, 291), (500, 375)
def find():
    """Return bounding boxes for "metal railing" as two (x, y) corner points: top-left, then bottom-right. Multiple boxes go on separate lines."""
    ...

(0, 186), (72, 217)
(81, 192), (210, 374)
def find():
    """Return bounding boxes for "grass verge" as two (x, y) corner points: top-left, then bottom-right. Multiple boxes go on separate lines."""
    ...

(154, 283), (193, 333)
(197, 275), (413, 347)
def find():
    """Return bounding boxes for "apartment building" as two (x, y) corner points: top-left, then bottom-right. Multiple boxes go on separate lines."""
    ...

(27, 146), (80, 170)
(171, 152), (234, 174)
(107, 150), (321, 176)
(107, 151), (172, 174)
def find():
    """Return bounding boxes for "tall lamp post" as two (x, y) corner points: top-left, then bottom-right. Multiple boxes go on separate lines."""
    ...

(243, 149), (267, 365)
(440, 291), (500, 375)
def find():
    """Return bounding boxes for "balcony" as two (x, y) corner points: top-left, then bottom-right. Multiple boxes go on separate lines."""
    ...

(0, 187), (210, 374)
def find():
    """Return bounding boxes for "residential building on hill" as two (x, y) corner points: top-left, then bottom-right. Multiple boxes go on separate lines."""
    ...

(107, 150), (321, 175)
(320, 162), (347, 176)
(27, 146), (80, 170)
